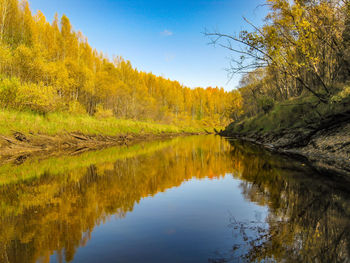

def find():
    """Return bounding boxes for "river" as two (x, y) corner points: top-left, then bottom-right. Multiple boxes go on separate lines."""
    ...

(0, 135), (349, 263)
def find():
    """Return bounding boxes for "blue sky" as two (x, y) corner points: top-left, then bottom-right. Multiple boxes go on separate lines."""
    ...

(28, 0), (267, 91)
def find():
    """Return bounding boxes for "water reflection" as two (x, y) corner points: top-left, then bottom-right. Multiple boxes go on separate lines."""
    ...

(217, 139), (350, 263)
(0, 136), (349, 262)
(0, 136), (232, 263)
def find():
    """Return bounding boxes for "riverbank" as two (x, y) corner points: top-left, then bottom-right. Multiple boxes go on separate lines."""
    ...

(220, 98), (350, 176)
(0, 131), (206, 165)
(0, 110), (211, 164)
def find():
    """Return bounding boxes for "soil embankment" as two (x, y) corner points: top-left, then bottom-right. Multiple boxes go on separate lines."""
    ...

(220, 111), (350, 176)
(0, 131), (204, 165)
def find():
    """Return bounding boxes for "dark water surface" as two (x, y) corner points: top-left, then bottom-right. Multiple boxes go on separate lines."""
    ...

(0, 135), (349, 263)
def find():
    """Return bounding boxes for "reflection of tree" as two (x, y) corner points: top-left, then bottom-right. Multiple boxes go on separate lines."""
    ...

(1, 136), (349, 263)
(212, 139), (350, 262)
(0, 135), (233, 263)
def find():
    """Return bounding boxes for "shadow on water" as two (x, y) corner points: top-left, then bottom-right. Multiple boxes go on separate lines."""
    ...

(0, 135), (349, 262)
(210, 139), (350, 263)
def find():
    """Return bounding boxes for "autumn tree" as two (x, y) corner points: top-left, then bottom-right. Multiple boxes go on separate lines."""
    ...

(205, 0), (349, 103)
(0, 0), (237, 127)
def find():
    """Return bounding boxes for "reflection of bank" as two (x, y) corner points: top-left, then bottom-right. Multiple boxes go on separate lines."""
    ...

(211, 139), (350, 263)
(1, 136), (349, 263)
(0, 135), (233, 263)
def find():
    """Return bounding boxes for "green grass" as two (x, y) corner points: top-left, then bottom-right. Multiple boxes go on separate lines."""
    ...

(227, 91), (350, 135)
(0, 109), (209, 136)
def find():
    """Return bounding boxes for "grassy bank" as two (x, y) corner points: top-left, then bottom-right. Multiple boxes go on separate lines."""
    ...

(222, 88), (350, 176)
(225, 91), (350, 135)
(0, 109), (212, 136)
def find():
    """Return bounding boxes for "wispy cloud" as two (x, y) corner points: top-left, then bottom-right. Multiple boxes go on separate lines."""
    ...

(164, 52), (176, 62)
(160, 29), (173, 37)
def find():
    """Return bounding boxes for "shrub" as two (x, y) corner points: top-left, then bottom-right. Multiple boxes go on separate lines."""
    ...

(0, 76), (20, 108)
(94, 104), (114, 119)
(258, 96), (275, 114)
(14, 82), (59, 114)
(68, 101), (87, 115)
(331, 85), (350, 103)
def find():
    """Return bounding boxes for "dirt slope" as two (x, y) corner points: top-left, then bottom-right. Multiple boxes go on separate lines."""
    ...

(0, 131), (202, 165)
(220, 112), (350, 176)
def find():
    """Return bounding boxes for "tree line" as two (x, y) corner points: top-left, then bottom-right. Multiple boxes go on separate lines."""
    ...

(0, 0), (242, 127)
(206, 0), (349, 119)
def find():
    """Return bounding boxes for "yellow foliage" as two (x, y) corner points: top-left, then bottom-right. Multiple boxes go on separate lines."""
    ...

(0, 0), (239, 127)
(68, 101), (86, 115)
(0, 76), (19, 108)
(14, 82), (60, 114)
(331, 85), (350, 103)
(94, 104), (114, 119)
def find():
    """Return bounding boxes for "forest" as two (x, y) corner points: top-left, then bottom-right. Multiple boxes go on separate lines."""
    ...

(207, 0), (350, 131)
(0, 0), (241, 129)
(0, 1), (349, 262)
(2, 0), (347, 134)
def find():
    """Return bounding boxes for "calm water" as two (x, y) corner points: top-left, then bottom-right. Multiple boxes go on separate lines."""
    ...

(0, 135), (349, 263)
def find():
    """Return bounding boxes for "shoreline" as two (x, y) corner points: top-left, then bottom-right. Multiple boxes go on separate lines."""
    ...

(220, 114), (350, 177)
(0, 131), (208, 165)
(224, 135), (350, 177)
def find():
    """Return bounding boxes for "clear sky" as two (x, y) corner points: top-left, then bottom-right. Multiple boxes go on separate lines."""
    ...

(28, 0), (268, 91)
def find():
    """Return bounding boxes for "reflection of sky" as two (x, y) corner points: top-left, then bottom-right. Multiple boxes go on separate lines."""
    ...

(28, 0), (268, 91)
(50, 175), (268, 263)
